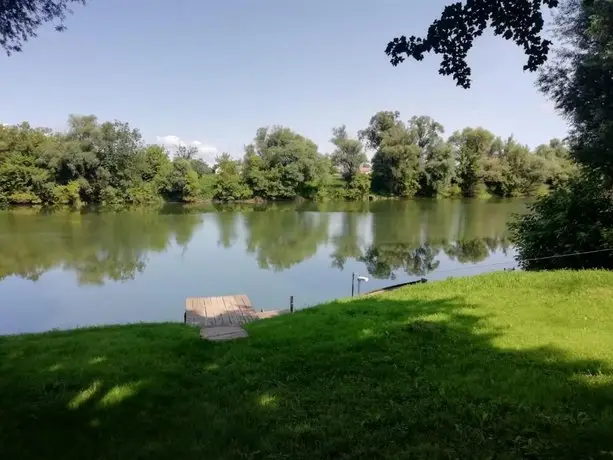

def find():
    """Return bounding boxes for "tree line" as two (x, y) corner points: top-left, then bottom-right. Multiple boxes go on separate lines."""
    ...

(0, 113), (574, 206)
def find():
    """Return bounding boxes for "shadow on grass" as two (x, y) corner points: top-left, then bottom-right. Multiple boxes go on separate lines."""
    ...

(1, 295), (613, 459)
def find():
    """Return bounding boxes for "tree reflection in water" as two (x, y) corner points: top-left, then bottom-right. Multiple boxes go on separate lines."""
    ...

(0, 208), (203, 285)
(0, 199), (525, 285)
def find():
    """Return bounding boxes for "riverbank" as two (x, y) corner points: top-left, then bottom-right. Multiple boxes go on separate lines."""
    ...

(2, 270), (613, 459)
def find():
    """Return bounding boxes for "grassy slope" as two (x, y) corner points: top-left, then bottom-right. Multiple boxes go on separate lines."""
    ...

(2, 271), (613, 459)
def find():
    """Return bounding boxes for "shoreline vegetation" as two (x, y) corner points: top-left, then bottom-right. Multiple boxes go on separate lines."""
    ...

(0, 113), (574, 207)
(2, 270), (613, 458)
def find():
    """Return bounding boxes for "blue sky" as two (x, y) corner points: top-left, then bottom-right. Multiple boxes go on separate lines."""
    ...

(0, 0), (567, 163)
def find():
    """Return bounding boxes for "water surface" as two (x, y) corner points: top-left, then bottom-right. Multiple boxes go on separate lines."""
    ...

(0, 199), (527, 334)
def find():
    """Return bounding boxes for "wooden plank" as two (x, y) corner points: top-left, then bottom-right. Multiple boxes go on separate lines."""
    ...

(229, 296), (244, 325)
(185, 297), (196, 312)
(184, 294), (289, 341)
(208, 297), (220, 326)
(204, 297), (216, 326)
(185, 294), (257, 329)
(227, 296), (240, 325)
(221, 296), (234, 325)
(238, 294), (252, 307)
(234, 295), (255, 323)
(202, 297), (215, 326)
(185, 311), (202, 326)
(198, 298), (207, 321)
(214, 296), (230, 326)
(234, 296), (249, 323)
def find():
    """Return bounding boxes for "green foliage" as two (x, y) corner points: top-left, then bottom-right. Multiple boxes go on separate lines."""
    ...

(346, 173), (371, 200)
(359, 112), (567, 199)
(126, 183), (163, 206)
(480, 136), (556, 197)
(330, 125), (367, 183)
(1, 0), (87, 55)
(362, 112), (421, 197)
(242, 126), (330, 200)
(535, 139), (576, 188)
(372, 125), (420, 197)
(419, 141), (455, 196)
(198, 174), (216, 200)
(539, 0), (613, 181)
(0, 113), (574, 205)
(99, 186), (122, 206)
(511, 1), (613, 270)
(181, 170), (201, 203)
(450, 128), (494, 197)
(137, 145), (172, 192)
(358, 110), (401, 150)
(214, 154), (252, 201)
(511, 173), (613, 270)
(386, 0), (560, 88)
(49, 180), (82, 206)
(0, 117), (222, 206)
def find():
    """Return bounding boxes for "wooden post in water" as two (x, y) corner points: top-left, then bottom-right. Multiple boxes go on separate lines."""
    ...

(351, 272), (355, 297)
(290, 296), (294, 313)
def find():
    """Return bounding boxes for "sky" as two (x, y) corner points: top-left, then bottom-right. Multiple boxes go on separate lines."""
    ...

(0, 0), (568, 163)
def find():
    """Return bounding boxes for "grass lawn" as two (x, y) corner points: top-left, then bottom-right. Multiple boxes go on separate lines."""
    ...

(2, 271), (613, 459)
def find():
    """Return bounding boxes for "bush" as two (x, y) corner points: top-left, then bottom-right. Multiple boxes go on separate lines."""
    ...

(55, 181), (82, 206)
(182, 170), (201, 203)
(440, 184), (462, 198)
(510, 173), (613, 270)
(8, 191), (42, 205)
(99, 186), (123, 206)
(345, 173), (371, 201)
(199, 174), (216, 200)
(126, 183), (162, 205)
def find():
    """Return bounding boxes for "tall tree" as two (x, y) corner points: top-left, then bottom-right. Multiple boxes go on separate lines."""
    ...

(213, 153), (251, 201)
(534, 139), (575, 188)
(511, 0), (613, 270)
(243, 126), (330, 200)
(371, 124), (421, 197)
(385, 0), (560, 88)
(330, 125), (367, 183)
(358, 111), (402, 150)
(406, 116), (454, 196)
(539, 0), (613, 181)
(1, 0), (86, 54)
(450, 127), (495, 196)
(421, 141), (456, 196)
(407, 115), (445, 155)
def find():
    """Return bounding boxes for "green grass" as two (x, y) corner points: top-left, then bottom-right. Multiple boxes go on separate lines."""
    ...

(2, 271), (613, 459)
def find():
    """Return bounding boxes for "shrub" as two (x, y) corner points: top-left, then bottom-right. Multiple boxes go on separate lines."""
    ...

(126, 183), (162, 205)
(99, 186), (123, 206)
(510, 173), (613, 270)
(56, 181), (82, 206)
(345, 173), (371, 201)
(8, 191), (42, 205)
(198, 174), (216, 200)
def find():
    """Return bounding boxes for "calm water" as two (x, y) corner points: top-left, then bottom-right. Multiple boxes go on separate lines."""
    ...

(0, 199), (527, 334)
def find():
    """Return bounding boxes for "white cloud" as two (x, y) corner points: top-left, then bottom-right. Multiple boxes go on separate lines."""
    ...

(156, 135), (218, 164)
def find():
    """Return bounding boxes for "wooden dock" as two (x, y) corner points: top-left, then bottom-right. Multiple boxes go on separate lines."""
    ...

(185, 294), (287, 341)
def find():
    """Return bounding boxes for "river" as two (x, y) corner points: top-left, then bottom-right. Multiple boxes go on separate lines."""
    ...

(0, 199), (528, 334)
